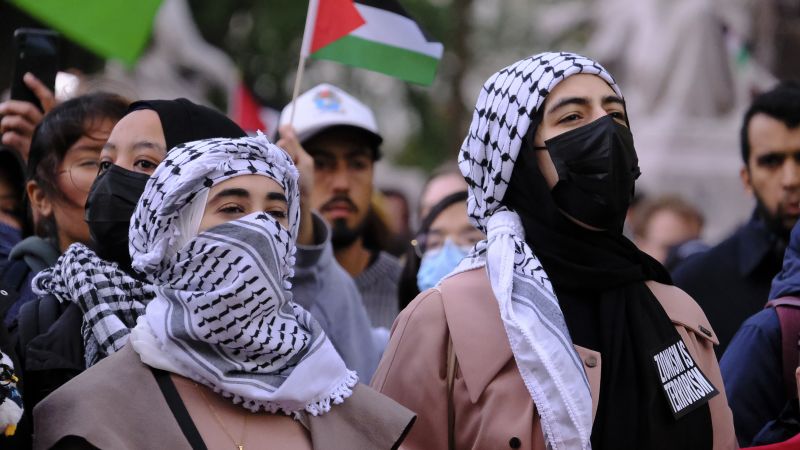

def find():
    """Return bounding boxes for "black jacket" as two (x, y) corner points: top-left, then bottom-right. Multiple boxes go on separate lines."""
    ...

(672, 214), (785, 357)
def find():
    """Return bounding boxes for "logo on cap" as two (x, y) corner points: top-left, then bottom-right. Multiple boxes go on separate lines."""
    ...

(313, 89), (342, 113)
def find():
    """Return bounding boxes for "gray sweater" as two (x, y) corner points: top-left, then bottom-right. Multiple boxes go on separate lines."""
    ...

(292, 214), (378, 380)
(354, 252), (401, 330)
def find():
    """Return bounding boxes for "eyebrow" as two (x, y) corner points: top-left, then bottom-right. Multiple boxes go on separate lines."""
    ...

(132, 141), (166, 152)
(210, 188), (288, 204)
(266, 192), (288, 204)
(346, 147), (373, 159)
(307, 147), (333, 158)
(72, 145), (103, 153)
(601, 95), (625, 108)
(210, 188), (250, 203)
(546, 95), (625, 115)
(755, 150), (800, 160)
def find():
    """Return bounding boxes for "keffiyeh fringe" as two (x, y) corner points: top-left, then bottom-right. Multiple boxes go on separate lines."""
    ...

(131, 313), (358, 418)
(197, 370), (358, 419)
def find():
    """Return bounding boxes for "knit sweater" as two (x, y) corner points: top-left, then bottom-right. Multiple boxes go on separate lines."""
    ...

(354, 252), (401, 329)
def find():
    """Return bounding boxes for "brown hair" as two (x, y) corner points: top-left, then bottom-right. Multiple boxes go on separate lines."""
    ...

(632, 195), (704, 239)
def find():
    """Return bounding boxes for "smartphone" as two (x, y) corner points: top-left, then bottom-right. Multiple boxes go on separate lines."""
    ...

(10, 28), (59, 112)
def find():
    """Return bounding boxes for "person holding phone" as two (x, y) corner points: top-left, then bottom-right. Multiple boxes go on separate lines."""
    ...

(1, 28), (59, 162)
(1, 75), (57, 163)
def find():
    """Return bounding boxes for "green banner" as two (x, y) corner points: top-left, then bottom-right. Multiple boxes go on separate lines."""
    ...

(10, 0), (163, 65)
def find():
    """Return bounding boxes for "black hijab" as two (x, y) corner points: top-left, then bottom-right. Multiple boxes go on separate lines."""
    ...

(503, 128), (715, 449)
(128, 98), (246, 151)
(90, 99), (246, 272)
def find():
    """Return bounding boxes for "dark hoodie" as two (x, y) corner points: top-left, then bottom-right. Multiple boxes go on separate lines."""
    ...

(2, 237), (59, 325)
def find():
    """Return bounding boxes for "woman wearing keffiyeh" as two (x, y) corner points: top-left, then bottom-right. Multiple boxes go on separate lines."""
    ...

(30, 98), (377, 382)
(372, 52), (736, 449)
(33, 135), (414, 450)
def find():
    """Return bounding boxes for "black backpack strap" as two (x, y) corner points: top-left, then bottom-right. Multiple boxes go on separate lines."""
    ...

(0, 259), (31, 319)
(1, 259), (32, 293)
(16, 297), (41, 366)
(17, 293), (71, 365)
(765, 297), (800, 398)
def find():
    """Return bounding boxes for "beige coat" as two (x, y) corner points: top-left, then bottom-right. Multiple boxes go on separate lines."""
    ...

(34, 344), (415, 450)
(372, 267), (737, 450)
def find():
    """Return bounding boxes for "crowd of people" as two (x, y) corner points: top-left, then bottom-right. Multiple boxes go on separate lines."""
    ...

(0, 49), (799, 449)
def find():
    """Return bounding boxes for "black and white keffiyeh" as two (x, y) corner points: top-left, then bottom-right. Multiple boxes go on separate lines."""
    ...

(32, 244), (155, 367)
(128, 134), (356, 416)
(452, 52), (622, 450)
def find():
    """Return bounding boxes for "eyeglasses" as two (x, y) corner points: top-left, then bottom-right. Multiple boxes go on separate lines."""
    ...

(57, 159), (102, 193)
(411, 229), (484, 258)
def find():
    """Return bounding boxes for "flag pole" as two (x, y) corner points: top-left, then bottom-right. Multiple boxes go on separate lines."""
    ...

(289, 56), (307, 126)
(290, 0), (318, 126)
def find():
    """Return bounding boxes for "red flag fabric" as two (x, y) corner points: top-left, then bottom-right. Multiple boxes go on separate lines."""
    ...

(309, 0), (365, 53)
(233, 84), (265, 131)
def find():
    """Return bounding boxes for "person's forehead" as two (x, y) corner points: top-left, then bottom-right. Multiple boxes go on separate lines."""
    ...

(121, 109), (161, 130)
(69, 122), (115, 153)
(423, 174), (466, 203)
(429, 203), (469, 230)
(542, 74), (618, 109)
(109, 109), (164, 143)
(648, 210), (699, 239)
(748, 113), (800, 153)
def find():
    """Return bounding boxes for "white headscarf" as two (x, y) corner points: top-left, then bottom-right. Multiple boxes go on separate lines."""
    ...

(452, 52), (622, 449)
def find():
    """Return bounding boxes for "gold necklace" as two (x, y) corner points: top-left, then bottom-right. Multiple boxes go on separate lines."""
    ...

(195, 383), (248, 450)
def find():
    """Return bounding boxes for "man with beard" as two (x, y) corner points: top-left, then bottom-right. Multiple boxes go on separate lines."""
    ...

(673, 81), (800, 357)
(279, 84), (401, 331)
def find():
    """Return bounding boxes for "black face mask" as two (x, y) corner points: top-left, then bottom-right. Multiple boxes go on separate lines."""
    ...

(85, 165), (150, 271)
(537, 115), (641, 232)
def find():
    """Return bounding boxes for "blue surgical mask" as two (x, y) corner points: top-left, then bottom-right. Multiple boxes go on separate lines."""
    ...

(416, 239), (470, 291)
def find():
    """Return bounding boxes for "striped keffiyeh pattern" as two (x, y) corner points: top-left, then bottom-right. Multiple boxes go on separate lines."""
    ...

(129, 134), (357, 415)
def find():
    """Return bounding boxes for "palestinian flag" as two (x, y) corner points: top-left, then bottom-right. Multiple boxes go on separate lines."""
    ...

(301, 0), (443, 85)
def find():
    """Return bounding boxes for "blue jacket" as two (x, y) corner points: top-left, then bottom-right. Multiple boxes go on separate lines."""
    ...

(720, 308), (782, 446)
(720, 218), (800, 446)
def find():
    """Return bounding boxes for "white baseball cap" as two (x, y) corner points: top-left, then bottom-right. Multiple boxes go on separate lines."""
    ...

(279, 83), (383, 157)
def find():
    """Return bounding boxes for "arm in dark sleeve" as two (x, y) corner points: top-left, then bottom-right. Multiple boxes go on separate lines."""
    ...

(720, 308), (783, 447)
